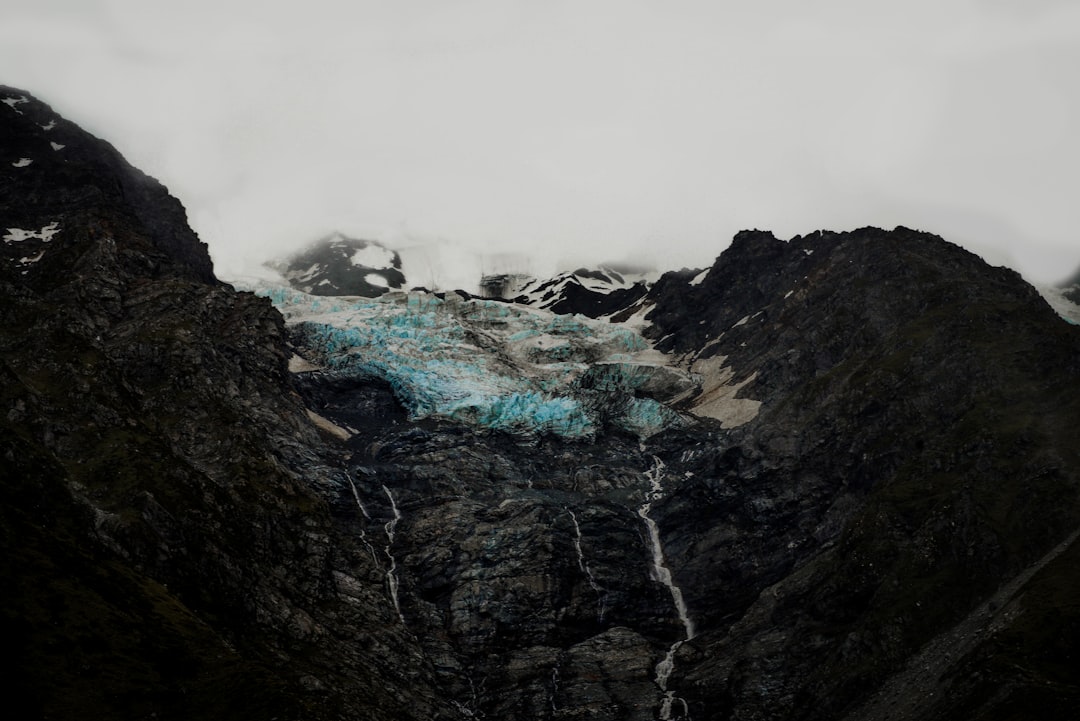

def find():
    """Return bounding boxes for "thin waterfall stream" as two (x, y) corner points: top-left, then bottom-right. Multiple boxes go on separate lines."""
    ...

(381, 484), (406, 625)
(639, 455), (695, 720)
(566, 508), (607, 624)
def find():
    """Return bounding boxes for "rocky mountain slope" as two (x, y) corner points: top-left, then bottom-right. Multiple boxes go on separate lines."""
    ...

(268, 233), (406, 296)
(4, 85), (1080, 721)
(507, 265), (658, 319)
(1, 85), (449, 721)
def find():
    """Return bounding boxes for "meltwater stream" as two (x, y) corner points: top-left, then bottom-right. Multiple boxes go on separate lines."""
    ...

(639, 455), (695, 720)
(566, 508), (607, 624)
(345, 476), (381, 565)
(382, 485), (406, 625)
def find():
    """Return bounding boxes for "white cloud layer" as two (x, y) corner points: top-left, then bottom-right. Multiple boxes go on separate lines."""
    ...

(3, 0), (1079, 282)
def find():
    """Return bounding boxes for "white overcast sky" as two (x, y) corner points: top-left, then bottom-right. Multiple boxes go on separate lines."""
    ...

(3, 0), (1079, 283)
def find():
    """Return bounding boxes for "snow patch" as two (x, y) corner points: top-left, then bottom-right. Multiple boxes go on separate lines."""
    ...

(17, 250), (47, 265)
(350, 244), (396, 269)
(689, 269), (709, 286)
(306, 409), (351, 440)
(288, 354), (321, 373)
(687, 355), (761, 428)
(732, 315), (750, 327)
(12, 158), (32, 168)
(609, 300), (656, 332)
(40, 120), (56, 131)
(50, 142), (65, 151)
(4, 222), (60, 243)
(365, 273), (389, 288)
(784, 290), (794, 299)
(2, 95), (28, 113)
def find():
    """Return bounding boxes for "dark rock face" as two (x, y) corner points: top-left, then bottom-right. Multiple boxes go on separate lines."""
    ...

(1, 86), (448, 721)
(0, 86), (215, 285)
(638, 227), (1080, 719)
(5, 85), (1080, 721)
(268, 233), (406, 296)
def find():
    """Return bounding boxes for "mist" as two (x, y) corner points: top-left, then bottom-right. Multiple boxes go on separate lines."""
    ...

(3, 0), (1079, 283)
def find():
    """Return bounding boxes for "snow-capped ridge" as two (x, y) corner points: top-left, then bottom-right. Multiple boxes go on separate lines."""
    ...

(267, 233), (406, 297)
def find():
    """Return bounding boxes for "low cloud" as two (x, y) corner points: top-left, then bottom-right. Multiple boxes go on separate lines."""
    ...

(3, 1), (1078, 284)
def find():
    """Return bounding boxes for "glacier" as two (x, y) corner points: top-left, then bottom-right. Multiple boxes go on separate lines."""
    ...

(251, 285), (693, 439)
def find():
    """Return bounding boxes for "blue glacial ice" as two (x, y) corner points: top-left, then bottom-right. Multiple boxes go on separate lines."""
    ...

(254, 286), (687, 439)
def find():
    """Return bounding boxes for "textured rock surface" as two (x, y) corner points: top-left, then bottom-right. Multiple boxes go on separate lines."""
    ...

(5, 85), (1080, 721)
(638, 228), (1080, 719)
(1, 85), (449, 721)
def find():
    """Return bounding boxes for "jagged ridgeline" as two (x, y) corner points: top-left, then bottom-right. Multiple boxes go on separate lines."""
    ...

(4, 84), (1080, 721)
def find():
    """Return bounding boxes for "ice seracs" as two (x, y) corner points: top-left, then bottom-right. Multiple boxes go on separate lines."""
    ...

(251, 283), (693, 440)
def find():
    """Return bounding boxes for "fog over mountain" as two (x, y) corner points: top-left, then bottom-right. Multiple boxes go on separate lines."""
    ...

(3, 1), (1080, 283)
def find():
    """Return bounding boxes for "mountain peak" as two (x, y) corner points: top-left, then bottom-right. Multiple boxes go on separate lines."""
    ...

(267, 233), (405, 296)
(0, 85), (216, 286)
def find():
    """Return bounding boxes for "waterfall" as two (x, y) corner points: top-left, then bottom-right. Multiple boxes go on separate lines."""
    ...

(638, 455), (694, 719)
(345, 475), (380, 565)
(566, 508), (607, 623)
(382, 484), (406, 625)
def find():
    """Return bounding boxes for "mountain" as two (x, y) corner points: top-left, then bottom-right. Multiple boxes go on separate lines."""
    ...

(508, 264), (661, 319)
(268, 232), (406, 296)
(1, 85), (444, 721)
(5, 85), (1080, 721)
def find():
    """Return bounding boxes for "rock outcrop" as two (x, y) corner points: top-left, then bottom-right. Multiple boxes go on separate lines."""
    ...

(638, 228), (1080, 719)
